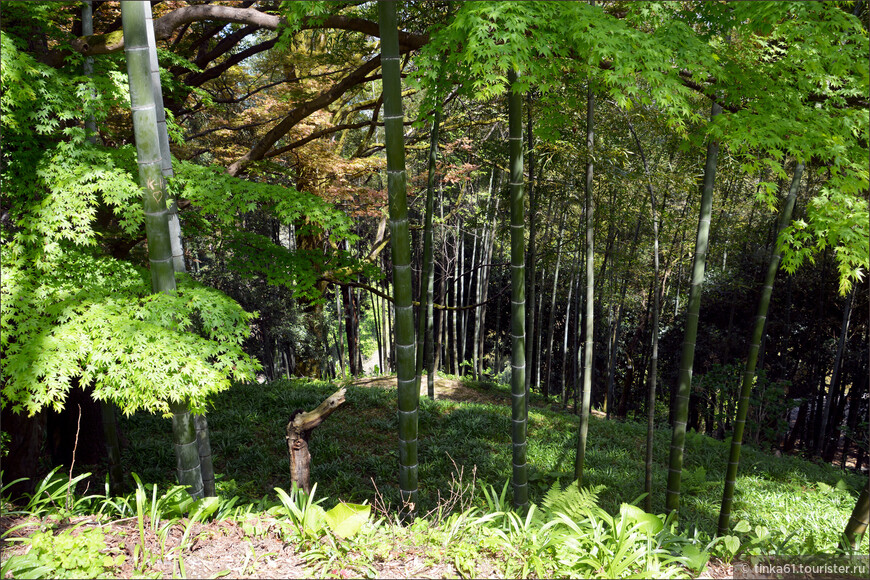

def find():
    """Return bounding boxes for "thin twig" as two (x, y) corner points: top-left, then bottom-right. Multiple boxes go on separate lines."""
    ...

(66, 404), (82, 512)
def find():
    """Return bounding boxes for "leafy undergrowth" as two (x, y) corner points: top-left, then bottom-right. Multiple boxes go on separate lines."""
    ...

(2, 377), (867, 578)
(2, 468), (712, 579)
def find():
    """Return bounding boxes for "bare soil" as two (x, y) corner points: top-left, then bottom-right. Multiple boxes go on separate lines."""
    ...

(350, 375), (506, 405)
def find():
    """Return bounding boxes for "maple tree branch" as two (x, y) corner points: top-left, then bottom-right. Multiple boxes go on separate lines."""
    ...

(186, 37), (279, 87)
(60, 5), (868, 112)
(193, 24), (261, 69)
(265, 122), (372, 159)
(227, 56), (383, 176)
(211, 78), (293, 104)
(213, 68), (355, 104)
(184, 115), (284, 141)
(71, 6), (427, 54)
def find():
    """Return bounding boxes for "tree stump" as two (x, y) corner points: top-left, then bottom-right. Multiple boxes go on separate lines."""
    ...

(285, 387), (346, 494)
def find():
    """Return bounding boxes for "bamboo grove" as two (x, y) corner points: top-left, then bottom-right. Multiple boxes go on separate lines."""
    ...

(1, 0), (868, 547)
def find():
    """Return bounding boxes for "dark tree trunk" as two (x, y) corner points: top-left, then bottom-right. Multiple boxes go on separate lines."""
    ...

(342, 284), (361, 376)
(841, 369), (867, 468)
(783, 400), (808, 453)
(817, 288), (856, 456)
(1, 409), (46, 501)
(617, 353), (634, 418)
(525, 94), (537, 394)
(687, 392), (701, 433)
(47, 383), (107, 468)
(260, 324), (276, 381)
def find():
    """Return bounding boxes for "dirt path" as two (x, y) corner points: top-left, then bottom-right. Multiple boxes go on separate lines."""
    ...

(349, 375), (601, 416)
(349, 375), (506, 405)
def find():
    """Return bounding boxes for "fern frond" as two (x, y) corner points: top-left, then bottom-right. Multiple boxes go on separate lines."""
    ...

(541, 480), (606, 523)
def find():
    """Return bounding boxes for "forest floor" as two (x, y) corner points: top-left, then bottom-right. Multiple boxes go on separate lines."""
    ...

(1, 489), (729, 580)
(0, 378), (568, 580)
(0, 376), (682, 580)
(3, 376), (859, 580)
(0, 511), (494, 579)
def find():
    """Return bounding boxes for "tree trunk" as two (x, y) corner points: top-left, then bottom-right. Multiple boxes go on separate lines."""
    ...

(471, 169), (495, 380)
(476, 192), (498, 379)
(717, 162), (803, 535)
(122, 0), (203, 499)
(841, 368), (866, 468)
(342, 284), (361, 376)
(474, 174), (498, 379)
(532, 195), (556, 393)
(0, 409), (45, 501)
(371, 290), (384, 372)
(149, 0), (214, 493)
(817, 287), (856, 456)
(575, 80), (595, 485)
(666, 101), (721, 515)
(574, 248), (584, 415)
(823, 363), (851, 462)
(459, 228), (467, 371)
(544, 214), (566, 399)
(382, 273), (392, 372)
(379, 0), (418, 514)
(450, 216), (464, 376)
(561, 264), (578, 407)
(507, 69), (528, 510)
(534, 265), (547, 392)
(416, 110), (440, 397)
(434, 209), (447, 374)
(606, 214), (642, 420)
(82, 0), (98, 144)
(525, 94), (537, 395)
(286, 388), (346, 494)
(335, 290), (345, 376)
(782, 400), (808, 453)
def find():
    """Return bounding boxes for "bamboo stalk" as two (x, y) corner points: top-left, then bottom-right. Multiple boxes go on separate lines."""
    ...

(507, 69), (528, 510)
(717, 163), (803, 533)
(666, 101), (722, 515)
(378, 0), (418, 515)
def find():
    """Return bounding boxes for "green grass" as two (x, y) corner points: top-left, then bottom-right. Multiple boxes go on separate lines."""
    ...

(115, 377), (866, 553)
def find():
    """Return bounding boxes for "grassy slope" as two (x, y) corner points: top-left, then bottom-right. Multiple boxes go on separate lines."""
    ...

(119, 377), (866, 553)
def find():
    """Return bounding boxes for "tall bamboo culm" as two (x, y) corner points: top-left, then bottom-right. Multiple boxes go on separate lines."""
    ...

(574, 81), (595, 484)
(121, 0), (203, 499)
(378, 0), (418, 514)
(141, 1), (216, 498)
(717, 163), (803, 533)
(842, 479), (870, 550)
(415, 110), (440, 399)
(507, 69), (529, 510)
(666, 101), (722, 514)
(624, 115), (660, 513)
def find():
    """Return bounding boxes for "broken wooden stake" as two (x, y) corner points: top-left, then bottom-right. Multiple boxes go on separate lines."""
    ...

(285, 387), (347, 494)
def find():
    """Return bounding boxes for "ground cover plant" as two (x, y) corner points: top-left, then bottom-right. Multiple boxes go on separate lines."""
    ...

(3, 378), (865, 578)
